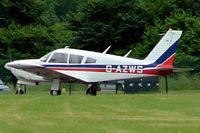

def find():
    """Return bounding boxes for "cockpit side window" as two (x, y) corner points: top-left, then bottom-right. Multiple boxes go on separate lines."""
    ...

(49, 53), (68, 63)
(85, 57), (96, 63)
(40, 52), (52, 62)
(69, 54), (83, 64)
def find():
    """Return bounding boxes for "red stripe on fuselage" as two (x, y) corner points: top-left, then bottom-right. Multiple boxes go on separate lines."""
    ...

(143, 69), (173, 75)
(158, 54), (176, 69)
(48, 67), (172, 75)
(49, 67), (106, 72)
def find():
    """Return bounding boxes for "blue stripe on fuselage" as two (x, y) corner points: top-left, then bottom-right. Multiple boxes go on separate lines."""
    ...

(144, 39), (180, 68)
(154, 39), (179, 64)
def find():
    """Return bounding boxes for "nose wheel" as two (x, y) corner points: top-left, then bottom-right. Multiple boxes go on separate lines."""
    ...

(50, 79), (61, 96)
(15, 84), (26, 95)
(50, 89), (61, 95)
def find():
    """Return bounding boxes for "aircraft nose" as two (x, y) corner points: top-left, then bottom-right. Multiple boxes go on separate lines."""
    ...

(4, 62), (14, 70)
(4, 61), (24, 69)
(4, 60), (42, 69)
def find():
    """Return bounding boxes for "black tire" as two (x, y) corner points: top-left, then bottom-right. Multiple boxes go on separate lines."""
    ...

(15, 89), (24, 95)
(86, 87), (97, 96)
(57, 90), (61, 95)
(91, 88), (97, 96)
(86, 88), (91, 95)
(50, 90), (61, 95)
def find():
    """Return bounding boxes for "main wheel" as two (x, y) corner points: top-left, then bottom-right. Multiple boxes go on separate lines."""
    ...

(15, 89), (24, 95)
(50, 90), (61, 95)
(86, 88), (91, 95)
(86, 87), (97, 96)
(91, 88), (97, 96)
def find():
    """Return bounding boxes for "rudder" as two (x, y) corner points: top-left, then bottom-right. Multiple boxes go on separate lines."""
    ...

(144, 29), (182, 68)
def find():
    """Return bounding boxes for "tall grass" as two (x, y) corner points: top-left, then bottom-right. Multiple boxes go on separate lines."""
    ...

(160, 73), (200, 91)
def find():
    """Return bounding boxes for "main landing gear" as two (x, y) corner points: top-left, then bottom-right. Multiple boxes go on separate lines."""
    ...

(50, 79), (61, 96)
(86, 83), (101, 96)
(50, 80), (101, 96)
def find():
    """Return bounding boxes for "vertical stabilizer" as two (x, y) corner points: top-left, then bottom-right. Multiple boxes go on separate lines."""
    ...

(144, 29), (182, 68)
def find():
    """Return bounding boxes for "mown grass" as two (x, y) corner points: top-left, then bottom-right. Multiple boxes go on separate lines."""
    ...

(0, 90), (200, 133)
(1, 73), (199, 133)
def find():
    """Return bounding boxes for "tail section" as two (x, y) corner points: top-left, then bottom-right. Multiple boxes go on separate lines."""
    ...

(144, 29), (182, 68)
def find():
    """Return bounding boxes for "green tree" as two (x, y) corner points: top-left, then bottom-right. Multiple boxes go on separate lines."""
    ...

(0, 0), (10, 27)
(55, 0), (86, 17)
(40, 0), (59, 26)
(165, 11), (200, 56)
(0, 0), (45, 27)
(0, 23), (72, 60)
(67, 0), (151, 52)
(131, 10), (200, 59)
(138, 0), (176, 23)
(175, 0), (200, 16)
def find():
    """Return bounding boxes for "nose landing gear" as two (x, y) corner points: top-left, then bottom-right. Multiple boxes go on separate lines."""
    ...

(16, 84), (26, 95)
(50, 79), (61, 96)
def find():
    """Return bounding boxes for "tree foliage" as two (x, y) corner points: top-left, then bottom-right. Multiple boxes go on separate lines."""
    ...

(134, 10), (200, 59)
(67, 0), (151, 52)
(0, 23), (72, 59)
(0, 0), (45, 27)
(0, 0), (200, 81)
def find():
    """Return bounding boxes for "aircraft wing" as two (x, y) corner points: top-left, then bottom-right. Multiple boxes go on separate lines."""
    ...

(6, 62), (87, 83)
(22, 66), (87, 83)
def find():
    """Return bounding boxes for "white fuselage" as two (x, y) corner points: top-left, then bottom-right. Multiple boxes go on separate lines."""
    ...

(5, 30), (182, 85)
(5, 48), (154, 84)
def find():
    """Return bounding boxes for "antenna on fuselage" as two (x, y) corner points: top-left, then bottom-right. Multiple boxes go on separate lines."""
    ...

(65, 46), (70, 49)
(124, 50), (132, 57)
(102, 46), (111, 54)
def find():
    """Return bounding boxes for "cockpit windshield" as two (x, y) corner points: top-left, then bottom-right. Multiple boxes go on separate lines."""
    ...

(40, 52), (52, 62)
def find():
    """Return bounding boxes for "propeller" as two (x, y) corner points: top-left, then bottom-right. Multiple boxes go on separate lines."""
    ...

(11, 73), (17, 90)
(7, 46), (18, 90)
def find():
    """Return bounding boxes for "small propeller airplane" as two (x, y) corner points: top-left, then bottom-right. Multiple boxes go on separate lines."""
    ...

(5, 29), (182, 95)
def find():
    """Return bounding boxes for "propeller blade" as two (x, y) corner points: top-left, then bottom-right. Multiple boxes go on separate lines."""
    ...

(11, 74), (17, 90)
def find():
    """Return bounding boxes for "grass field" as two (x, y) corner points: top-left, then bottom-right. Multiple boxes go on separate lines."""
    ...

(0, 90), (200, 133)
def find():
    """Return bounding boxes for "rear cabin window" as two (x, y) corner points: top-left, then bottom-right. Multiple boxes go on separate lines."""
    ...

(49, 53), (68, 63)
(69, 54), (83, 64)
(85, 57), (96, 63)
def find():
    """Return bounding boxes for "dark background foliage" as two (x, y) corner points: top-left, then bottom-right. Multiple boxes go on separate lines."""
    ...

(0, 0), (199, 81)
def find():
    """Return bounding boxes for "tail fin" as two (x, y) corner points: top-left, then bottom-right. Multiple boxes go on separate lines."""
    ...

(144, 29), (182, 68)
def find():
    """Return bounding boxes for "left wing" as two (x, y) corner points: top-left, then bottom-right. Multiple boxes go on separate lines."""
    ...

(7, 62), (88, 83)
(22, 66), (87, 83)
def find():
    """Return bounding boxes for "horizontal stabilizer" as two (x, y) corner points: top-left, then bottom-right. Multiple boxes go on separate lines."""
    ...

(173, 68), (194, 73)
(145, 67), (194, 75)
